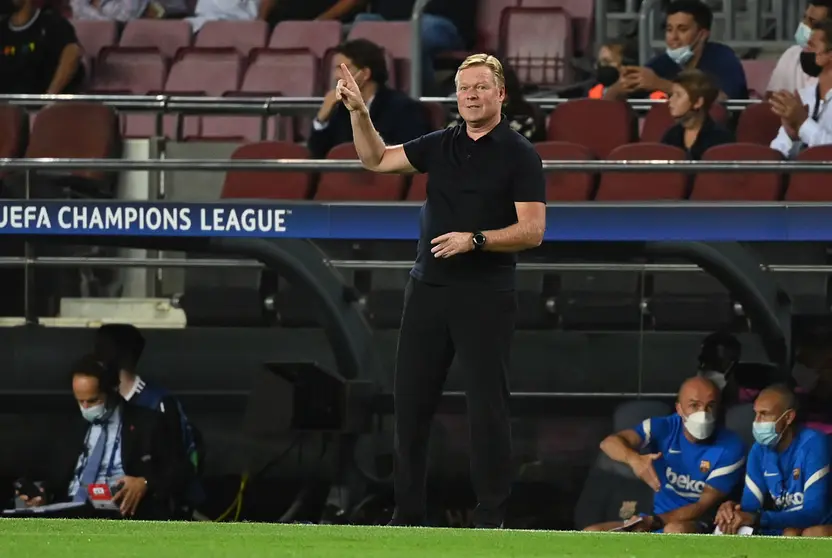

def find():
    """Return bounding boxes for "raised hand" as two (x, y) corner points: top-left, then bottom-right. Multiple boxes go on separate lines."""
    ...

(335, 63), (367, 113)
(629, 452), (663, 492)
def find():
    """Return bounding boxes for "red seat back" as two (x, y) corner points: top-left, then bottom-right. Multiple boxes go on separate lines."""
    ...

(534, 141), (594, 201)
(785, 145), (832, 201)
(547, 99), (635, 158)
(221, 142), (312, 200)
(315, 143), (406, 201)
(691, 144), (784, 201)
(597, 143), (688, 201)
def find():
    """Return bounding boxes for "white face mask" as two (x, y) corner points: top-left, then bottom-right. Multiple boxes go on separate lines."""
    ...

(666, 33), (701, 66)
(795, 22), (812, 48)
(80, 402), (107, 423)
(683, 410), (716, 440)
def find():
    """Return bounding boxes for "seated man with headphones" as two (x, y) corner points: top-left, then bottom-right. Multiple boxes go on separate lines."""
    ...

(13, 355), (189, 520)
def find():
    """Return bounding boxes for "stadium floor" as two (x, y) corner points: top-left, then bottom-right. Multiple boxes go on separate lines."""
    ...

(1, 521), (831, 557)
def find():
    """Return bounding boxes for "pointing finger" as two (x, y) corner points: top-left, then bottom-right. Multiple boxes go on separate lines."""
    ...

(340, 63), (359, 89)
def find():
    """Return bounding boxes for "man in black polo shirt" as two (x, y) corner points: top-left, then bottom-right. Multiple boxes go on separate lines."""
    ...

(0, 0), (84, 94)
(334, 53), (546, 528)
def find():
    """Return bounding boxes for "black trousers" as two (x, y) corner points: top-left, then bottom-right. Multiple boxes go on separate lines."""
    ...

(393, 277), (516, 526)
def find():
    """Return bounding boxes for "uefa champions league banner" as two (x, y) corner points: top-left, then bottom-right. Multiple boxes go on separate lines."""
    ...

(0, 200), (828, 241)
(0, 200), (422, 239)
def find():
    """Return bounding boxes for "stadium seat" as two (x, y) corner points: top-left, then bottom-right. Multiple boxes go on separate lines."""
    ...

(691, 144), (784, 201)
(573, 400), (672, 530)
(547, 99), (636, 158)
(741, 59), (777, 99)
(90, 47), (168, 94)
(119, 20), (193, 59)
(422, 102), (449, 132)
(268, 20), (342, 59)
(596, 143), (688, 201)
(0, 105), (27, 185)
(534, 141), (595, 201)
(639, 103), (675, 143)
(556, 270), (643, 330)
(194, 20), (269, 57)
(220, 142), (312, 200)
(500, 7), (572, 86)
(246, 49), (320, 97)
(168, 48), (243, 96)
(648, 271), (733, 331)
(347, 21), (411, 91)
(70, 19), (118, 59)
(478, 0), (519, 52)
(406, 173), (428, 201)
(785, 145), (832, 201)
(316, 143), (406, 201)
(520, 0), (594, 55)
(200, 92), (284, 143)
(23, 103), (121, 197)
(736, 102), (781, 145)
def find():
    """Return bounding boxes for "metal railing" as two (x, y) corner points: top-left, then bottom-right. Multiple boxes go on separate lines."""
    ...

(0, 93), (764, 116)
(3, 158), (832, 173)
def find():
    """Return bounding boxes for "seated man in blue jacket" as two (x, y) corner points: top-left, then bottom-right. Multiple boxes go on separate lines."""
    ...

(94, 324), (205, 515)
(309, 38), (430, 159)
(716, 384), (832, 536)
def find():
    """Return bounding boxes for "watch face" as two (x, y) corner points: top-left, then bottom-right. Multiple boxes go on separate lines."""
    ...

(474, 234), (485, 246)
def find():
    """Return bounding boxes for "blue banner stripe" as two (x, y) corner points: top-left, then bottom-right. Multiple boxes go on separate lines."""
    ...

(0, 201), (830, 241)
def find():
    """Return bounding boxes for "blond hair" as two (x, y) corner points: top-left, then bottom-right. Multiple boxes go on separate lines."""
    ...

(455, 54), (505, 88)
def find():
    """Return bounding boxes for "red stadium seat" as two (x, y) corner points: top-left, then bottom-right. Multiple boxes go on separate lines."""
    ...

(269, 20), (342, 59)
(201, 92), (284, 143)
(478, 0), (519, 52)
(520, 0), (594, 55)
(316, 143), (406, 201)
(691, 144), (784, 201)
(407, 173), (428, 201)
(736, 102), (782, 145)
(167, 48), (243, 96)
(26, 103), (121, 192)
(785, 145), (832, 201)
(0, 105), (27, 181)
(194, 21), (269, 57)
(534, 141), (595, 201)
(91, 47), (168, 94)
(246, 49), (319, 97)
(347, 21), (411, 91)
(596, 143), (688, 201)
(500, 7), (572, 86)
(640, 104), (675, 143)
(548, 99), (636, 158)
(742, 59), (777, 99)
(221, 142), (312, 200)
(70, 19), (118, 59)
(119, 20), (193, 59)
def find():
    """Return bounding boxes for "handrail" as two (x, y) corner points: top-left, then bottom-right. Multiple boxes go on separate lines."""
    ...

(2, 158), (832, 173)
(410, 0), (432, 100)
(0, 93), (764, 113)
(638, 0), (662, 66)
(2, 257), (832, 274)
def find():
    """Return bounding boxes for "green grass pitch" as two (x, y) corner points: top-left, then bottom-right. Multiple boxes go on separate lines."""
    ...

(1, 520), (831, 557)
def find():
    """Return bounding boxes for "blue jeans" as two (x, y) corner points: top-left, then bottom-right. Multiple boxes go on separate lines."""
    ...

(353, 13), (464, 92)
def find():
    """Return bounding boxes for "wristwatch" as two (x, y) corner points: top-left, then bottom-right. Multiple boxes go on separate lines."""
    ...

(472, 231), (486, 251)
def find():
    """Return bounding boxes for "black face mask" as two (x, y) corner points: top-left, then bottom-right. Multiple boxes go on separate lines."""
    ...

(596, 65), (620, 87)
(801, 50), (824, 77)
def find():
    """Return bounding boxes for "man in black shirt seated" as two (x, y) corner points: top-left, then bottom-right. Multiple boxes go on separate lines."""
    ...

(309, 38), (430, 159)
(15, 355), (187, 520)
(0, 0), (84, 94)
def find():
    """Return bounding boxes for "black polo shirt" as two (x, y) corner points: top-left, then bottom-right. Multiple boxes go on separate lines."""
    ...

(403, 116), (546, 290)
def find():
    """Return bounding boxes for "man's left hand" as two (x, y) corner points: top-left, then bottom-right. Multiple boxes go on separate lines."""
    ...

(112, 476), (148, 517)
(431, 232), (474, 258)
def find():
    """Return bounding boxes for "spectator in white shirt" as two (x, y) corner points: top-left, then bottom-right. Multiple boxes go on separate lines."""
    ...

(71, 0), (188, 21)
(766, 0), (831, 97)
(770, 20), (832, 158)
(187, 0), (274, 33)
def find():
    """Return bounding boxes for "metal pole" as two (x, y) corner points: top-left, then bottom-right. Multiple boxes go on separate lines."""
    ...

(409, 0), (431, 100)
(23, 169), (34, 326)
(639, 0), (661, 66)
